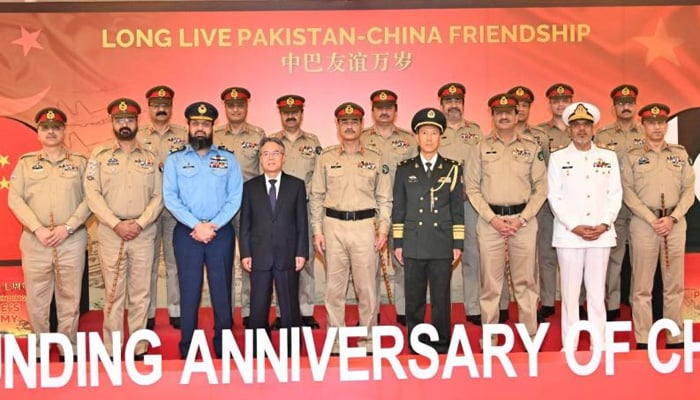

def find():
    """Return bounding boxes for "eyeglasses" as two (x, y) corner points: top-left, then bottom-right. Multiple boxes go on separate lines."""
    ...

(114, 117), (136, 124)
(261, 150), (284, 158)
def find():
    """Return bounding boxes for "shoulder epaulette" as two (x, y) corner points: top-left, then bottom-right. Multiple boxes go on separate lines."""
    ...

(364, 146), (381, 156)
(69, 152), (87, 160)
(19, 151), (39, 160)
(669, 143), (686, 150)
(550, 145), (567, 153)
(442, 156), (460, 165)
(398, 158), (414, 166)
(321, 145), (339, 154)
(170, 144), (187, 154)
(596, 124), (616, 134)
(217, 145), (234, 154)
(465, 120), (481, 129)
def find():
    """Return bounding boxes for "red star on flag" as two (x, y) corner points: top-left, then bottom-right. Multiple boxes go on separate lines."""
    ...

(11, 26), (43, 56)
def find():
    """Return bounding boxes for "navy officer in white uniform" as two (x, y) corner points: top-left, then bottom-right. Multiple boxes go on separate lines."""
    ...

(547, 102), (622, 351)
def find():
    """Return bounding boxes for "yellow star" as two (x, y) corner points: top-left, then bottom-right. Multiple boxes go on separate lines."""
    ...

(634, 20), (683, 66)
(0, 155), (9, 168)
(0, 177), (9, 190)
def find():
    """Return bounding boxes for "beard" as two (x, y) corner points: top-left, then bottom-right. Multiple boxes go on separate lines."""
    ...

(114, 126), (137, 141)
(189, 131), (213, 150)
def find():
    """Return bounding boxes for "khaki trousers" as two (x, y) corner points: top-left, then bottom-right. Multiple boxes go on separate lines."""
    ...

(98, 222), (155, 354)
(630, 215), (685, 344)
(148, 209), (180, 319)
(477, 216), (539, 335)
(21, 229), (87, 353)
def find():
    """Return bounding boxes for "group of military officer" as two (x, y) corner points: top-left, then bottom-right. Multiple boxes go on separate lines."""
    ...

(8, 80), (693, 358)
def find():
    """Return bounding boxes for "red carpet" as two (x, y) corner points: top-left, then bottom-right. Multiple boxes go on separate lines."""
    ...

(13, 301), (699, 360)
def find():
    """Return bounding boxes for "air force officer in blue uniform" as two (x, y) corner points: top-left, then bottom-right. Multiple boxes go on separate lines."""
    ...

(163, 102), (243, 358)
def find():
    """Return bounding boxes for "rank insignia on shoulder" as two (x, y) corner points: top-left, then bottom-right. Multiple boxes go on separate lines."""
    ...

(382, 164), (389, 174)
(315, 146), (323, 155)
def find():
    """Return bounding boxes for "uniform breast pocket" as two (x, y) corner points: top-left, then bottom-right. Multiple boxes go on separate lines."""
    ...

(327, 167), (344, 184)
(358, 167), (377, 184)
(59, 167), (80, 180)
(482, 151), (502, 174)
(512, 154), (534, 175)
(27, 167), (49, 181)
(665, 162), (683, 186)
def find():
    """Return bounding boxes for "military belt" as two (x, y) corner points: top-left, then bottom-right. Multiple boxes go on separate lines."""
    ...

(489, 203), (526, 216)
(325, 208), (375, 221)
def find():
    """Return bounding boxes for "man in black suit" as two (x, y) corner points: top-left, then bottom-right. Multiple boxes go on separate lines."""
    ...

(392, 108), (464, 354)
(239, 136), (309, 333)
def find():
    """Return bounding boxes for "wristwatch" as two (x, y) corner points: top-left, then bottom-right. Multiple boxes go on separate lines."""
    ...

(602, 223), (611, 231)
(65, 224), (74, 235)
(670, 216), (678, 224)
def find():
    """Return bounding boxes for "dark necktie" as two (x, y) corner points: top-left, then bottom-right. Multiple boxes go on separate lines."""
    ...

(425, 162), (432, 179)
(269, 179), (277, 211)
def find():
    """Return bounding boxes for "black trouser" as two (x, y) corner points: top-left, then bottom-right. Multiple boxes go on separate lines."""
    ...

(405, 257), (452, 353)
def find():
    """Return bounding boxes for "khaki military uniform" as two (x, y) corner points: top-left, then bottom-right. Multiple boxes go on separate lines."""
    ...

(273, 129), (322, 317)
(535, 120), (572, 310)
(594, 122), (645, 312)
(620, 142), (695, 345)
(466, 133), (547, 337)
(84, 141), (163, 354)
(360, 125), (417, 317)
(309, 144), (392, 347)
(137, 124), (188, 321)
(438, 121), (509, 317)
(8, 149), (90, 353)
(213, 122), (265, 318)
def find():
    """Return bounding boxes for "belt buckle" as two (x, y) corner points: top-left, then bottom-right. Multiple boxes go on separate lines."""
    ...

(345, 211), (353, 220)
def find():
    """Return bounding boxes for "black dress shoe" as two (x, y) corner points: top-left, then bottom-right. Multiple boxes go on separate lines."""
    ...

(170, 317), (181, 329)
(666, 342), (684, 349)
(243, 317), (250, 329)
(146, 318), (155, 330)
(396, 315), (406, 326)
(466, 315), (482, 326)
(302, 316), (320, 329)
(579, 306), (588, 320)
(134, 352), (147, 361)
(606, 309), (620, 321)
(636, 343), (648, 350)
(538, 306), (555, 319)
(270, 317), (281, 330)
(498, 309), (509, 323)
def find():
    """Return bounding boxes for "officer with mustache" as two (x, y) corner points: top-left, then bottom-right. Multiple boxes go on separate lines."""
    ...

(136, 85), (187, 330)
(594, 84), (645, 321)
(269, 94), (322, 330)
